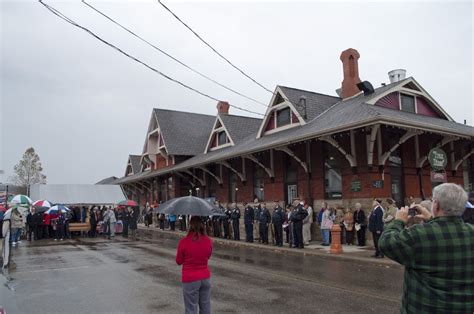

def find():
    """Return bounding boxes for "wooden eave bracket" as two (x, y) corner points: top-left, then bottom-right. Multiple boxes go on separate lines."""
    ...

(182, 170), (206, 186)
(379, 129), (423, 166)
(197, 166), (223, 185)
(243, 155), (274, 178)
(453, 148), (474, 172)
(320, 136), (357, 168)
(275, 146), (309, 173)
(216, 161), (246, 182)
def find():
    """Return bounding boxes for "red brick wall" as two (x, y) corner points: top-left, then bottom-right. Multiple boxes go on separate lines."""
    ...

(128, 127), (472, 209)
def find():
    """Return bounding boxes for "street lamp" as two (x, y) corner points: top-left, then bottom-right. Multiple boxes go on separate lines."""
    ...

(195, 187), (200, 197)
(188, 189), (192, 196)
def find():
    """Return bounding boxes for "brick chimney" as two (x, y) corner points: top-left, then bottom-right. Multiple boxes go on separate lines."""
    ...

(217, 101), (230, 115)
(340, 48), (362, 99)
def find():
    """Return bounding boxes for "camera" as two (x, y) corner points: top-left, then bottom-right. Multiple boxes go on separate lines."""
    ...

(408, 207), (418, 217)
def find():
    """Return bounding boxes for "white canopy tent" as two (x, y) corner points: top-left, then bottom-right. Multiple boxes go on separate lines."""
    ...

(30, 184), (125, 205)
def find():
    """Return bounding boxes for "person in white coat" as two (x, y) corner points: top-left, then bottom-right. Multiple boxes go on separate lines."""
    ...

(303, 203), (313, 245)
(103, 207), (117, 239)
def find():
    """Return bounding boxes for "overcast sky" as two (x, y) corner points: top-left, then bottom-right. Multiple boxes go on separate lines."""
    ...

(1, 0), (473, 184)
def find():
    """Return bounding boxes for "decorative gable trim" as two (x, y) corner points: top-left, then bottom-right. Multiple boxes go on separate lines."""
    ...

(256, 86), (306, 139)
(367, 77), (453, 121)
(142, 111), (169, 164)
(125, 157), (133, 176)
(204, 115), (235, 153)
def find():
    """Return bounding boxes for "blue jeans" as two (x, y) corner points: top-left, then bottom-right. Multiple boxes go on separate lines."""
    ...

(183, 279), (211, 314)
(322, 229), (330, 245)
(10, 228), (21, 243)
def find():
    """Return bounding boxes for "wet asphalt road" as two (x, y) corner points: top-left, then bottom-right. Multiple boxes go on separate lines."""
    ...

(1, 232), (403, 313)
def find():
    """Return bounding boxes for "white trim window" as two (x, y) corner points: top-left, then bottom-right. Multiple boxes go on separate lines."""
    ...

(256, 87), (306, 139)
(400, 93), (416, 113)
(205, 116), (235, 153)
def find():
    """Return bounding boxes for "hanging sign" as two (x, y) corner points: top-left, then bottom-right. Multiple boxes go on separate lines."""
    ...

(428, 148), (447, 170)
(430, 170), (447, 183)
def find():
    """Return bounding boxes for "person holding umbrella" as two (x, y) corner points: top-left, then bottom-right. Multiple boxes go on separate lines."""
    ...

(176, 216), (213, 314)
(10, 206), (24, 246)
(53, 209), (65, 241)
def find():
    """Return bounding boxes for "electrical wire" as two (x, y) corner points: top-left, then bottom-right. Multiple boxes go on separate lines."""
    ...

(38, 0), (266, 117)
(156, 0), (274, 94)
(82, 0), (268, 108)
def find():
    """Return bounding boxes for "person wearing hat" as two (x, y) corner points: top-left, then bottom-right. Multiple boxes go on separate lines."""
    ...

(369, 198), (384, 258)
(462, 201), (474, 224)
(230, 203), (241, 241)
(258, 203), (271, 244)
(290, 201), (308, 249)
(271, 201), (285, 247)
(243, 202), (254, 242)
(383, 198), (398, 227)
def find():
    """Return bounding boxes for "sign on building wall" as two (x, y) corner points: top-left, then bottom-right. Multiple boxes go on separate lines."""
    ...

(372, 180), (384, 189)
(350, 181), (361, 192)
(428, 148), (447, 170)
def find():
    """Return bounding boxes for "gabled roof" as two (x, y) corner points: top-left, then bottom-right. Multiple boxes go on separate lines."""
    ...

(115, 80), (473, 185)
(95, 176), (119, 185)
(219, 114), (262, 144)
(129, 155), (142, 174)
(153, 109), (215, 156)
(278, 86), (341, 121)
(364, 77), (453, 121)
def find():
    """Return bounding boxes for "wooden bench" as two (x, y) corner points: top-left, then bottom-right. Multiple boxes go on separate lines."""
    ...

(69, 223), (90, 236)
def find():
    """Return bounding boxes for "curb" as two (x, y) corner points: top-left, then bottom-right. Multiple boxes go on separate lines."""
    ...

(137, 226), (398, 267)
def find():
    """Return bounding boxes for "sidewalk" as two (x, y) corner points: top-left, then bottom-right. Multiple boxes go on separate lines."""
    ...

(137, 225), (399, 267)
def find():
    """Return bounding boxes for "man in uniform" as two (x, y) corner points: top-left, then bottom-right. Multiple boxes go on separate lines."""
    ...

(272, 201), (285, 247)
(243, 202), (254, 242)
(291, 201), (307, 249)
(254, 203), (262, 242)
(258, 203), (271, 244)
(222, 205), (232, 239)
(230, 203), (241, 240)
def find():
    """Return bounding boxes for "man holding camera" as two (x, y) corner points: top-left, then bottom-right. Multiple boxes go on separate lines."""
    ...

(379, 183), (474, 313)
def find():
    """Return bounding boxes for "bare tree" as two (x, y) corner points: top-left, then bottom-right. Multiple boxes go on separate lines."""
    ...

(11, 147), (47, 195)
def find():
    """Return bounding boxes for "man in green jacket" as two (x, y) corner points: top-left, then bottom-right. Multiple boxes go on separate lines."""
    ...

(379, 183), (473, 313)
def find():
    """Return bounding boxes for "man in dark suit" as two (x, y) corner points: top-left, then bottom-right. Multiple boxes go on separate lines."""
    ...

(369, 198), (384, 258)
(243, 202), (254, 242)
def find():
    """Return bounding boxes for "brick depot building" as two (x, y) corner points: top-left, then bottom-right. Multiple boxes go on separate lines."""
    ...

(115, 48), (474, 211)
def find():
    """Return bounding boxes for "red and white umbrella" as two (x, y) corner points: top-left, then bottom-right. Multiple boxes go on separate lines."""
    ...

(32, 200), (52, 208)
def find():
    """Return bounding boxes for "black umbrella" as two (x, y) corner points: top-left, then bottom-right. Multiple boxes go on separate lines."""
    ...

(154, 196), (225, 216)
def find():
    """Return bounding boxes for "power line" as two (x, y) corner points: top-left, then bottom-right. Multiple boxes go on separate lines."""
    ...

(82, 0), (268, 108)
(156, 0), (274, 94)
(38, 0), (266, 118)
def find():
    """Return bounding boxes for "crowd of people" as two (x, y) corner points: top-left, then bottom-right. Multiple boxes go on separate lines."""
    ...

(152, 192), (474, 257)
(0, 205), (141, 245)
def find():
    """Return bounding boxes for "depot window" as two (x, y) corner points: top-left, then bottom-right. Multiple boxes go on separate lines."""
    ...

(218, 131), (227, 146)
(400, 94), (416, 113)
(276, 107), (291, 127)
(324, 143), (342, 199)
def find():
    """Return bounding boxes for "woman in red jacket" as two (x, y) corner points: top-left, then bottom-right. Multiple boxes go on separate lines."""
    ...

(176, 216), (213, 314)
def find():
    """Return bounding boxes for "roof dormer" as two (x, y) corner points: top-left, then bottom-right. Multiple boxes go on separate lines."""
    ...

(256, 87), (305, 139)
(367, 77), (453, 121)
(124, 155), (141, 176)
(204, 115), (235, 153)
